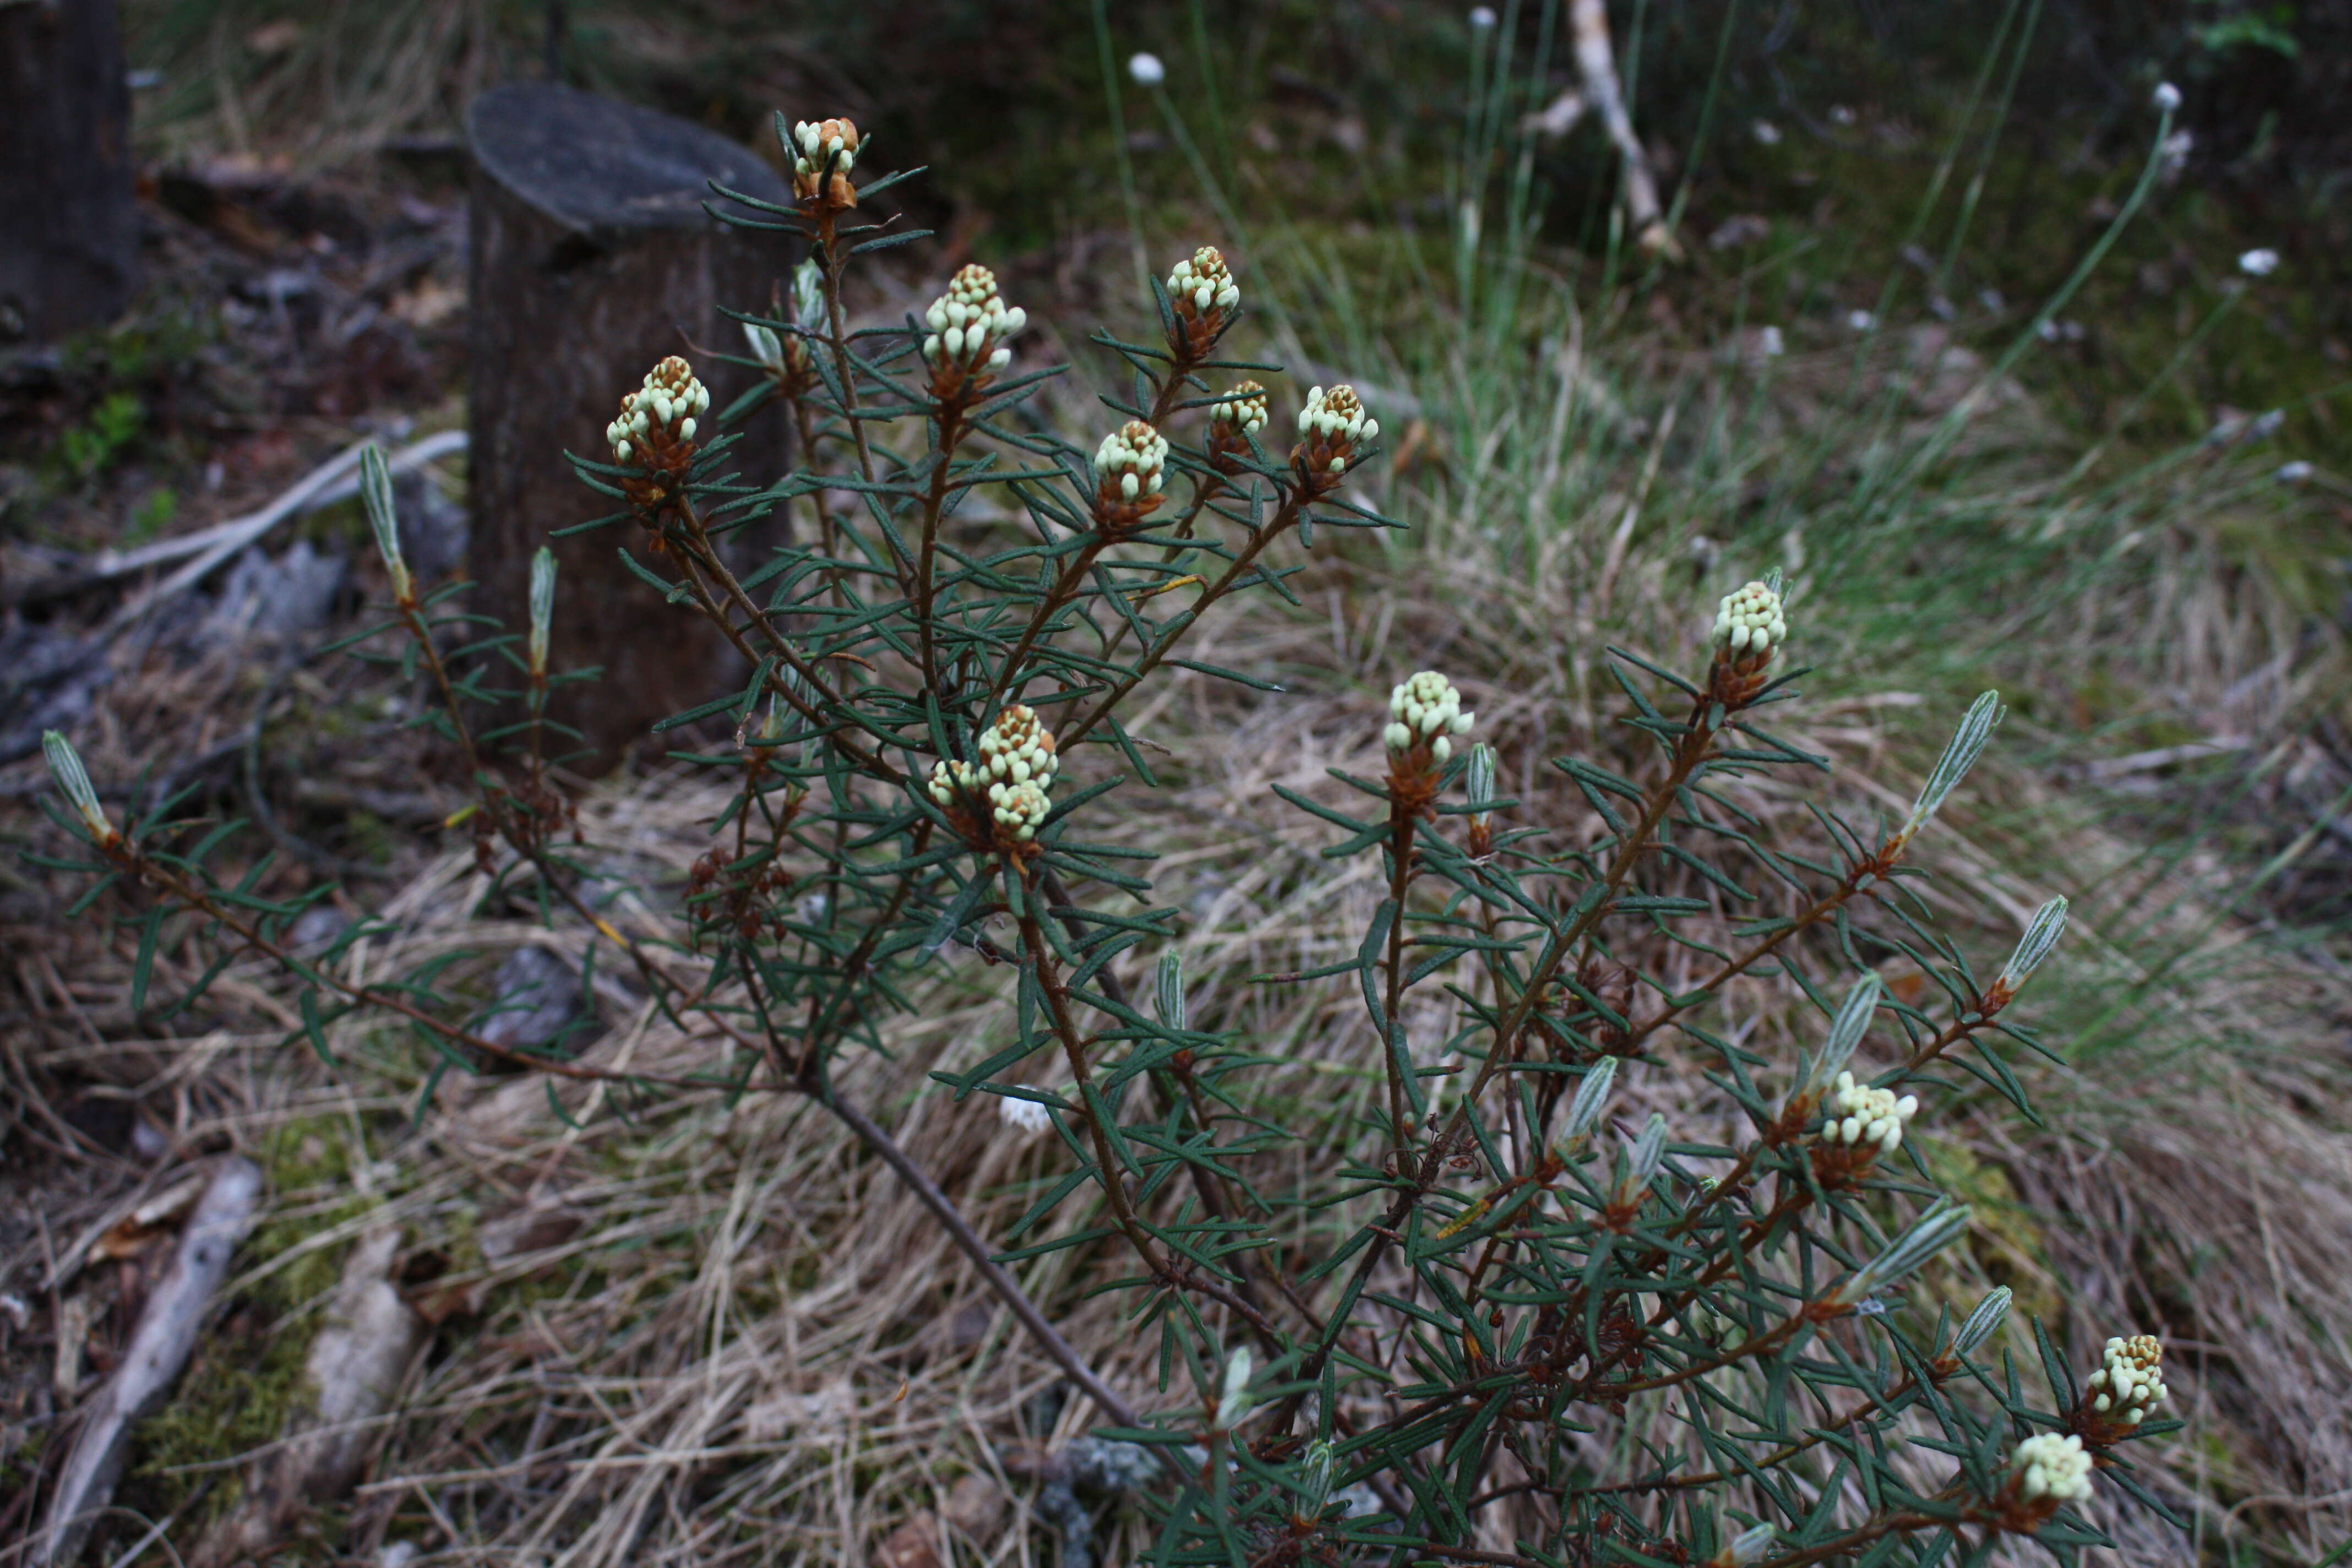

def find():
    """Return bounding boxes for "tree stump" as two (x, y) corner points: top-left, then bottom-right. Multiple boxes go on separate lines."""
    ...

(0, 0), (138, 343)
(466, 83), (788, 770)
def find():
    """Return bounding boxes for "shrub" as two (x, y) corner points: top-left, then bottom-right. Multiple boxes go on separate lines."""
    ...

(37, 115), (2177, 1565)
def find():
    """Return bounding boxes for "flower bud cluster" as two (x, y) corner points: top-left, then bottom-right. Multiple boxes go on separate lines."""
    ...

(1819, 1071), (1919, 1155)
(1385, 671), (1475, 766)
(1296, 384), (1378, 478)
(2007, 1433), (2093, 1505)
(790, 117), (861, 208)
(1168, 246), (1241, 323)
(923, 264), (1026, 383)
(927, 706), (1062, 845)
(2086, 1335), (2166, 1425)
(607, 357), (709, 467)
(1095, 420), (1169, 507)
(1711, 580), (1787, 658)
(1211, 380), (1268, 437)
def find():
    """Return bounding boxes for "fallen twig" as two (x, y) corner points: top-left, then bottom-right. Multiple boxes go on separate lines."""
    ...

(37, 1157), (264, 1568)
(0, 430), (465, 620)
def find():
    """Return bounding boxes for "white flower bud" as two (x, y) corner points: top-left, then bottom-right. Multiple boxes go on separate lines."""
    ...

(2152, 81), (2182, 115)
(1210, 379), (1270, 436)
(1128, 51), (1166, 86)
(922, 265), (1025, 380)
(1709, 580), (1787, 657)
(1384, 671), (1468, 756)
(1093, 420), (1169, 505)
(1820, 1073), (1918, 1156)
(997, 1091), (1053, 1135)
(2008, 1433), (2093, 1504)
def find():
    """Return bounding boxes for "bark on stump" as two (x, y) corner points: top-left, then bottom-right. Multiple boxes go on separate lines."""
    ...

(0, 0), (139, 343)
(466, 83), (787, 770)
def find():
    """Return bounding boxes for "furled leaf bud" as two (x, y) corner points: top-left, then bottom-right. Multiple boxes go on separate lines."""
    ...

(357, 443), (411, 604)
(1799, 974), (1881, 1101)
(1626, 1112), (1668, 1188)
(1953, 1286), (2012, 1357)
(1724, 1523), (1776, 1566)
(1832, 1203), (1971, 1305)
(527, 547), (556, 676)
(1156, 950), (1188, 1033)
(1562, 1059), (1618, 1143)
(43, 730), (111, 843)
(792, 258), (824, 329)
(1995, 896), (2067, 998)
(921, 263), (1026, 385)
(2007, 1432), (2093, 1504)
(1215, 1345), (1255, 1429)
(1300, 1439), (1336, 1518)
(1894, 690), (2002, 849)
(743, 320), (786, 374)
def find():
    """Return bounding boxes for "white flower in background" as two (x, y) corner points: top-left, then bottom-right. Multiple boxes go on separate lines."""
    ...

(1757, 325), (1785, 357)
(1094, 420), (1169, 502)
(607, 356), (708, 465)
(1168, 246), (1240, 320)
(1751, 118), (1783, 145)
(2008, 1433), (2093, 1504)
(1469, 6), (1497, 28)
(1128, 52), (1166, 87)
(922, 263), (1026, 378)
(1710, 580), (1787, 657)
(1385, 671), (1474, 765)
(1211, 380), (1269, 437)
(2152, 81), (2182, 115)
(2238, 248), (2280, 277)
(997, 1092), (1054, 1134)
(1819, 1071), (1919, 1155)
(2275, 460), (2314, 484)
(2086, 1334), (2168, 1424)
(1845, 309), (1876, 332)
